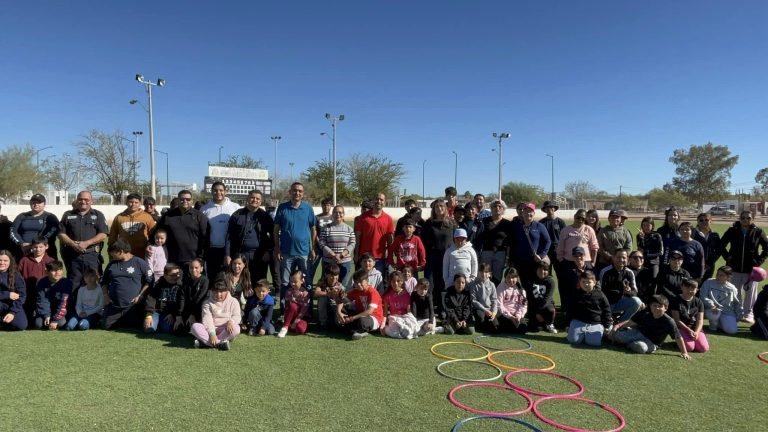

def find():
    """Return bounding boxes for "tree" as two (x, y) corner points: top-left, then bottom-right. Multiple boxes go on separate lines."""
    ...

(647, 187), (691, 211)
(77, 129), (139, 202)
(345, 153), (405, 202)
(755, 167), (768, 195)
(564, 180), (599, 207)
(218, 154), (265, 169)
(669, 142), (739, 208)
(300, 159), (356, 205)
(500, 181), (548, 205)
(0, 144), (41, 202)
(41, 153), (81, 203)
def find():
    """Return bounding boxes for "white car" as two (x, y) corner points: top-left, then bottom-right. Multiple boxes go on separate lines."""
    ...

(709, 206), (737, 216)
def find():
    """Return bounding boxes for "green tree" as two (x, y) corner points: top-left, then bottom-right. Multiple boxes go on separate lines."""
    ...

(755, 167), (768, 195)
(345, 153), (405, 202)
(669, 142), (739, 209)
(501, 181), (548, 205)
(647, 187), (691, 211)
(77, 129), (139, 202)
(0, 144), (41, 202)
(218, 154), (265, 169)
(300, 159), (355, 205)
(564, 180), (599, 207)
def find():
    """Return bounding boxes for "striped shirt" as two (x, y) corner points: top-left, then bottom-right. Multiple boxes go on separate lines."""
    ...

(318, 223), (356, 264)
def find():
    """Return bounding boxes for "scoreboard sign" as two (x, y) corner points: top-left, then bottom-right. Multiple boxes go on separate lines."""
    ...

(204, 176), (273, 199)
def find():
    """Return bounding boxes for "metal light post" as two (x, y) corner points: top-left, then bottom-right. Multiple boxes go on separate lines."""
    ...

(451, 151), (458, 191)
(218, 145), (224, 163)
(492, 133), (510, 199)
(545, 154), (555, 201)
(325, 113), (344, 205)
(422, 159), (427, 207)
(154, 149), (169, 204)
(320, 132), (332, 161)
(134, 74), (165, 200)
(271, 136), (282, 191)
(289, 162), (295, 180)
(36, 146), (53, 168)
(132, 131), (143, 185)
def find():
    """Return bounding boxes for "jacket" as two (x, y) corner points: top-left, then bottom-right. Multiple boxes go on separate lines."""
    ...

(442, 242), (478, 283)
(444, 286), (472, 323)
(721, 222), (768, 273)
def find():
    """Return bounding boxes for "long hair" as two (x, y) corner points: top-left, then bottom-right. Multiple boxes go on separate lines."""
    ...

(0, 250), (18, 291)
(226, 254), (252, 296)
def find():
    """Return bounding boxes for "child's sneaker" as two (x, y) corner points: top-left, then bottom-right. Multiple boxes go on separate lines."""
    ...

(217, 340), (231, 351)
(443, 324), (455, 335)
(545, 324), (558, 334)
(247, 328), (256, 336)
(351, 331), (369, 340)
(193, 339), (201, 349)
(434, 326), (445, 334)
(277, 327), (288, 338)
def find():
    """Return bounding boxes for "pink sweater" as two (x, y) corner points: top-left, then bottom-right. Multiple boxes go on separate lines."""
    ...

(201, 293), (242, 332)
(496, 281), (527, 320)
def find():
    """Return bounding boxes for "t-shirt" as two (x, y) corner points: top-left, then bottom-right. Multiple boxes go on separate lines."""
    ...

(382, 289), (411, 316)
(103, 256), (154, 309)
(670, 295), (704, 328)
(274, 201), (316, 256)
(633, 310), (680, 345)
(355, 211), (395, 259)
(346, 286), (384, 326)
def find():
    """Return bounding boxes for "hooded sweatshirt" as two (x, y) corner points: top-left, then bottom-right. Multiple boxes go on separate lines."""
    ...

(496, 281), (527, 320)
(201, 292), (242, 332)
(443, 241), (478, 284)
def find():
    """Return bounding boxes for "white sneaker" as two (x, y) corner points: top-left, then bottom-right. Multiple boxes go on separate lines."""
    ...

(277, 327), (288, 338)
(545, 324), (558, 334)
(434, 326), (445, 334)
(193, 339), (201, 349)
(351, 331), (369, 340)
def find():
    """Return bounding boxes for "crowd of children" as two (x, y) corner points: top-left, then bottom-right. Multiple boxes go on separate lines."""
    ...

(2, 201), (768, 359)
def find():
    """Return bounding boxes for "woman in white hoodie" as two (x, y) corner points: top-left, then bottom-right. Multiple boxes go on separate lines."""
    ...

(442, 228), (478, 285)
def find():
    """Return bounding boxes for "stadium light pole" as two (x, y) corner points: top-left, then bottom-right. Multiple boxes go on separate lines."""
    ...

(422, 159), (427, 207)
(325, 113), (344, 205)
(320, 132), (332, 161)
(154, 149), (169, 204)
(132, 131), (143, 185)
(451, 151), (458, 191)
(271, 136), (282, 191)
(289, 162), (295, 180)
(35, 146), (52, 169)
(133, 74), (166, 200)
(492, 133), (510, 199)
(218, 145), (224, 163)
(545, 153), (555, 201)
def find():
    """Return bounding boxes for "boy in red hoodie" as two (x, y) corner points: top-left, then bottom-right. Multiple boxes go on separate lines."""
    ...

(388, 218), (426, 273)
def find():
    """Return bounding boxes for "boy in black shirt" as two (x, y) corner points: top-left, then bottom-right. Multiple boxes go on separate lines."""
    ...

(609, 294), (690, 359)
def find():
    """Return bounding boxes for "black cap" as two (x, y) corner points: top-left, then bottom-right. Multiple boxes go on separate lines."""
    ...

(542, 200), (559, 211)
(30, 194), (46, 203)
(669, 250), (684, 258)
(572, 246), (586, 256)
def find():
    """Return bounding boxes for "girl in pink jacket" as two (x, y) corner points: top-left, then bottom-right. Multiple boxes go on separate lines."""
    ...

(495, 268), (528, 334)
(190, 277), (241, 350)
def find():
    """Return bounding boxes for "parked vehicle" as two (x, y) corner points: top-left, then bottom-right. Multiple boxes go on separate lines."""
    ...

(709, 206), (737, 216)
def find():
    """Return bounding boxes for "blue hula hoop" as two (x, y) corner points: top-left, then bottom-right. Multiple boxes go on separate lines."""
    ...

(451, 415), (543, 432)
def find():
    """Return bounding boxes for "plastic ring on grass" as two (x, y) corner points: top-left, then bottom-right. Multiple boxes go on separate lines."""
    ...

(504, 370), (585, 397)
(448, 382), (533, 416)
(431, 341), (491, 361)
(451, 415), (543, 432)
(487, 350), (556, 371)
(758, 352), (768, 364)
(532, 395), (626, 432)
(437, 359), (503, 382)
(473, 334), (533, 352)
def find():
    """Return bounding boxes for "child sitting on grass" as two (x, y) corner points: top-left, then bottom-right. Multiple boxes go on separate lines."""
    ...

(337, 269), (384, 340)
(177, 258), (209, 331)
(382, 271), (419, 338)
(567, 271), (612, 347)
(277, 270), (310, 338)
(34, 260), (72, 330)
(528, 261), (557, 333)
(609, 294), (690, 359)
(356, 253), (384, 294)
(496, 267), (528, 334)
(144, 263), (183, 334)
(314, 263), (345, 330)
(101, 240), (153, 330)
(0, 250), (27, 331)
(751, 281), (768, 339)
(700, 266), (742, 335)
(411, 278), (440, 335)
(66, 269), (103, 331)
(191, 277), (241, 350)
(444, 274), (474, 335)
(245, 279), (275, 336)
(670, 279), (709, 352)
(469, 263), (498, 333)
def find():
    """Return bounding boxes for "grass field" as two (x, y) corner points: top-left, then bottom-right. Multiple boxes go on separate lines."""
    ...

(2, 220), (767, 431)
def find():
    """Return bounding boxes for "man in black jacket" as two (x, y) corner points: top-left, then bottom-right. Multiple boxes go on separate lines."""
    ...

(225, 190), (274, 281)
(721, 211), (768, 323)
(156, 190), (209, 280)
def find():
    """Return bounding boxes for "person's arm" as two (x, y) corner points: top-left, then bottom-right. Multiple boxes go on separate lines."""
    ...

(9, 214), (25, 246)
(37, 282), (51, 320)
(537, 225), (551, 259)
(273, 223), (282, 261)
(309, 225), (317, 260)
(198, 213), (209, 259)
(80, 212), (109, 250)
(52, 282), (71, 321)
(669, 309), (691, 333)
(42, 213), (60, 241)
(353, 230), (361, 262)
(108, 218), (120, 247)
(389, 236), (400, 266)
(675, 335), (691, 360)
(442, 248), (451, 285)
(758, 229), (768, 265)
(470, 249), (478, 281)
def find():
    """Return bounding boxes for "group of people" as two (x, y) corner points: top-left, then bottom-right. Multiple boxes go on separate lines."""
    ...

(2, 184), (767, 355)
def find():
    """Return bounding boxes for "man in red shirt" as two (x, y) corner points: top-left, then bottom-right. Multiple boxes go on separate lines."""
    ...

(354, 193), (394, 275)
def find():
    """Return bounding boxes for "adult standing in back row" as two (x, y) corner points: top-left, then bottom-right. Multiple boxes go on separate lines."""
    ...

(273, 182), (316, 295)
(354, 193), (394, 276)
(11, 194), (59, 261)
(58, 191), (108, 290)
(201, 182), (241, 280)
(157, 190), (209, 279)
(720, 210), (768, 324)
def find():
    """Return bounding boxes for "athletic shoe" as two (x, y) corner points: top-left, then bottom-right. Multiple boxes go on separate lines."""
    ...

(351, 331), (369, 340)
(217, 340), (231, 351)
(545, 324), (558, 334)
(193, 339), (201, 349)
(277, 327), (288, 338)
(741, 316), (755, 324)
(434, 326), (445, 334)
(442, 324), (455, 335)
(247, 328), (256, 336)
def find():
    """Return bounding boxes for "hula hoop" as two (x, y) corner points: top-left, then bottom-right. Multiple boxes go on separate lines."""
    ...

(504, 370), (585, 397)
(448, 382), (533, 416)
(532, 395), (626, 432)
(487, 350), (556, 371)
(452, 415), (543, 432)
(431, 341), (491, 361)
(473, 334), (533, 352)
(436, 359), (503, 382)
(758, 352), (768, 364)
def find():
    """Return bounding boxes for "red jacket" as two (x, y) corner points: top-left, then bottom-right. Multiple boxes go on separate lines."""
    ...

(389, 234), (426, 271)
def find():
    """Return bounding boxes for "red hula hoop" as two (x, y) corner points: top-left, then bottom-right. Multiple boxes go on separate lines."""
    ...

(504, 369), (585, 398)
(532, 395), (626, 432)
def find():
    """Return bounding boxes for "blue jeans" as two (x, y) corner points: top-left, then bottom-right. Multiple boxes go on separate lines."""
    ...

(613, 328), (657, 353)
(280, 255), (308, 288)
(567, 320), (605, 346)
(146, 313), (175, 333)
(611, 296), (643, 322)
(66, 314), (102, 331)
(248, 308), (275, 335)
(374, 258), (388, 279)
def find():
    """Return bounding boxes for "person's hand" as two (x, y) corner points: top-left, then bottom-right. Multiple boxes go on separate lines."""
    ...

(9, 292), (19, 301)
(174, 316), (184, 330)
(623, 280), (631, 293)
(186, 316), (196, 327)
(130, 296), (141, 305)
(2, 313), (14, 323)
(210, 335), (219, 346)
(143, 316), (153, 330)
(163, 314), (175, 325)
(146, 246), (154, 257)
(258, 328), (266, 336)
(226, 320), (235, 334)
(691, 330), (699, 340)
(44, 317), (51, 326)
(274, 250), (282, 262)
(223, 256), (232, 267)
(309, 249), (316, 261)
(261, 251), (271, 263)
(289, 321), (297, 330)
(425, 322), (434, 332)
(49, 322), (58, 330)
(681, 353), (691, 360)
(79, 312), (87, 318)
(485, 310), (493, 318)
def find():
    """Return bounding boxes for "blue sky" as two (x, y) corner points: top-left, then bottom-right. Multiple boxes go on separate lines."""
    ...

(2, 1), (767, 200)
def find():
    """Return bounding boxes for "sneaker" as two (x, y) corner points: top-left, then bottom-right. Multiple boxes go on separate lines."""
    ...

(277, 327), (288, 338)
(443, 324), (455, 335)
(545, 324), (558, 334)
(741, 316), (755, 324)
(217, 340), (231, 351)
(351, 331), (369, 340)
(193, 339), (201, 349)
(247, 328), (256, 336)
(434, 326), (445, 334)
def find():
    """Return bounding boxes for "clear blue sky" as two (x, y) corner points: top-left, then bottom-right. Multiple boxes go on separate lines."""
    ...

(2, 1), (767, 200)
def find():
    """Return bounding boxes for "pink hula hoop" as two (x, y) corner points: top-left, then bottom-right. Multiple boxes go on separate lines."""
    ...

(504, 370), (585, 398)
(532, 395), (625, 432)
(448, 382), (533, 417)
(758, 352), (768, 364)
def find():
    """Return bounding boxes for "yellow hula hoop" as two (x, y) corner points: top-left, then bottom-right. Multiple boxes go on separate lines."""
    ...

(430, 341), (491, 361)
(486, 350), (556, 371)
